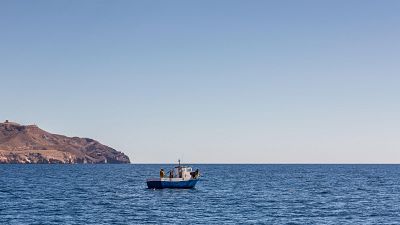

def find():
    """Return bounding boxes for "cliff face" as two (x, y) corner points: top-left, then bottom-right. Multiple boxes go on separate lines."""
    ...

(0, 122), (130, 164)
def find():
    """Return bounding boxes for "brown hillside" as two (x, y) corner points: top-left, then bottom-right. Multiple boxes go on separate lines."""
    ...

(0, 121), (130, 164)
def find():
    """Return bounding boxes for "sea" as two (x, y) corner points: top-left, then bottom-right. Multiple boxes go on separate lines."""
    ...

(0, 164), (399, 224)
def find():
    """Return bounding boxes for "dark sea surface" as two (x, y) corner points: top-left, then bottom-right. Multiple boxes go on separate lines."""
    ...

(1, 164), (400, 224)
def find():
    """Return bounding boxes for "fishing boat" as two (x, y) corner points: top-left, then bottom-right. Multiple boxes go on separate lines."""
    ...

(146, 160), (200, 189)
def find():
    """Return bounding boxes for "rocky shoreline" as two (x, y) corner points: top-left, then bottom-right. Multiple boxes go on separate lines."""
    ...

(0, 121), (130, 164)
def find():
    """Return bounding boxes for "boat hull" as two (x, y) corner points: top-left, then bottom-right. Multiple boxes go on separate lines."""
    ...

(147, 179), (199, 189)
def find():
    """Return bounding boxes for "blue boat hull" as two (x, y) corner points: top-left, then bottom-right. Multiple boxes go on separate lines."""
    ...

(147, 179), (199, 189)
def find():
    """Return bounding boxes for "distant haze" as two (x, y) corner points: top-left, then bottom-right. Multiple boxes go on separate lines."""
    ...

(1, 1), (400, 163)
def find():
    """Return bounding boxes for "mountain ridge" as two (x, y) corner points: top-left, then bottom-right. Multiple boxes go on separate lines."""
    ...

(0, 121), (130, 164)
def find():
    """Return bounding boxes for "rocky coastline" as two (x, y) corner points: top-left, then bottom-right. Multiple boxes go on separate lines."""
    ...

(0, 121), (130, 164)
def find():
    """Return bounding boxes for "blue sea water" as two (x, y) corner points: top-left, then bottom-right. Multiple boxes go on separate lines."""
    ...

(1, 164), (400, 224)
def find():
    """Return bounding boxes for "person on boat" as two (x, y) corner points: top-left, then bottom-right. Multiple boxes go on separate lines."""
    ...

(190, 169), (200, 179)
(160, 169), (165, 178)
(178, 167), (183, 178)
(169, 170), (174, 179)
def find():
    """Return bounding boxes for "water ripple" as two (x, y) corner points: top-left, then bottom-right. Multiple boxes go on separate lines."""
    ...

(1, 164), (400, 224)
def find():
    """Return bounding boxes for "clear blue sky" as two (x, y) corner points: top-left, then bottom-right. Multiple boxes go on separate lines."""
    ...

(1, 1), (399, 163)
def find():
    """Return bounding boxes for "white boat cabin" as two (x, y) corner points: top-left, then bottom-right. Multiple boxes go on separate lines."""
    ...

(156, 165), (199, 182)
(174, 166), (193, 180)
